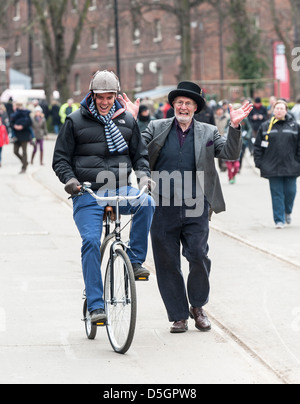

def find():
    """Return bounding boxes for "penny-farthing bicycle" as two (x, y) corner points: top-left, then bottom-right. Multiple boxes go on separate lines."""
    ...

(81, 182), (149, 354)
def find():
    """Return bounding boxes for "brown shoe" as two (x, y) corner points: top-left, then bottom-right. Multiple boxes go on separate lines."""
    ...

(170, 320), (188, 334)
(189, 307), (211, 332)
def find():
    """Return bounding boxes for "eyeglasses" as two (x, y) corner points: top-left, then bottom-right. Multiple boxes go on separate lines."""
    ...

(174, 101), (196, 108)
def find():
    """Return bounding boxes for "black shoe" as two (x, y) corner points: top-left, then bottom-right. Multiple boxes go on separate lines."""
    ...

(90, 309), (107, 323)
(132, 263), (150, 279)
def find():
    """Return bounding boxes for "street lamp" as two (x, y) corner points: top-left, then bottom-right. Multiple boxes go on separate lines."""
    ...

(28, 0), (34, 85)
(114, 0), (121, 81)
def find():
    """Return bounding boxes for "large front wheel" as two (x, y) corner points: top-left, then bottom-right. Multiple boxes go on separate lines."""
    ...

(104, 248), (137, 354)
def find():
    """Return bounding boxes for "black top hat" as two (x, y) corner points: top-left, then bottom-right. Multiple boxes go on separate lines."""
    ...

(168, 81), (205, 114)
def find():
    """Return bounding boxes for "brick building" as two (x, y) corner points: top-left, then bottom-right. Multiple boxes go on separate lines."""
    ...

(0, 0), (295, 102)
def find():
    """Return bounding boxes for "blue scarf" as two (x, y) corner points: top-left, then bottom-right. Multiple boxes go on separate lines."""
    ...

(88, 97), (128, 154)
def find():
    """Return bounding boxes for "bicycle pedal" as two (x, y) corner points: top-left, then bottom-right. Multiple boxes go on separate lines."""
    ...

(135, 276), (149, 281)
(93, 321), (107, 327)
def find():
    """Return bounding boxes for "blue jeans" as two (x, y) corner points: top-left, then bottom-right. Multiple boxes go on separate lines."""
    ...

(73, 186), (155, 312)
(269, 177), (297, 224)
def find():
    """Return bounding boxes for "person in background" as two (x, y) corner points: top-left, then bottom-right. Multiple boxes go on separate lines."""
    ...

(59, 98), (79, 124)
(267, 95), (277, 118)
(248, 97), (268, 138)
(31, 106), (48, 166)
(239, 113), (252, 173)
(223, 104), (241, 184)
(140, 97), (155, 116)
(50, 100), (61, 135)
(214, 105), (230, 172)
(154, 103), (164, 120)
(163, 101), (172, 118)
(291, 96), (300, 125)
(11, 101), (33, 174)
(0, 103), (10, 134)
(214, 105), (230, 136)
(137, 105), (155, 132)
(248, 97), (268, 155)
(194, 100), (216, 125)
(0, 116), (9, 168)
(254, 100), (300, 229)
(4, 97), (14, 132)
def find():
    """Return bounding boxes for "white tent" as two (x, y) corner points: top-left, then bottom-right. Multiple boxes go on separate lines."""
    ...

(0, 88), (46, 103)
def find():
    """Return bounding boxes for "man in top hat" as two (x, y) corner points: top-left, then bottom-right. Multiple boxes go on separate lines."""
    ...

(143, 81), (252, 333)
(53, 70), (155, 323)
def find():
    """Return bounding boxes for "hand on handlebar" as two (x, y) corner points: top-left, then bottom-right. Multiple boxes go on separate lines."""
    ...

(65, 178), (82, 196)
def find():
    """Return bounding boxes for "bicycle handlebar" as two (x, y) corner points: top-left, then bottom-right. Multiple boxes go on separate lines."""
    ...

(81, 182), (148, 202)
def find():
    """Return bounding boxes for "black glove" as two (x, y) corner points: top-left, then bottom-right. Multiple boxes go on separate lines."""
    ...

(64, 178), (81, 196)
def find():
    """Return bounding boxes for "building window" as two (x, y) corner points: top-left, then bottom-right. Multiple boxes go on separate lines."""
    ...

(89, 0), (97, 11)
(14, 36), (21, 56)
(90, 27), (98, 49)
(153, 19), (162, 43)
(74, 73), (81, 95)
(157, 67), (163, 87)
(133, 27), (141, 46)
(106, 0), (113, 8)
(135, 63), (144, 91)
(13, 0), (21, 21)
(108, 26), (114, 48)
(71, 0), (79, 13)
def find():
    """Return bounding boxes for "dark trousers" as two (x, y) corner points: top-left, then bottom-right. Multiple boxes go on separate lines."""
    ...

(14, 141), (28, 171)
(151, 200), (211, 322)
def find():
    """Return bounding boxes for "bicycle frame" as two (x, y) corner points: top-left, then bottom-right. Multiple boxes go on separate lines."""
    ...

(80, 182), (147, 352)
(81, 181), (147, 243)
(81, 181), (148, 302)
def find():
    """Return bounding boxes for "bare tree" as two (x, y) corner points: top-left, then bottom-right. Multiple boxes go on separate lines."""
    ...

(31, 0), (91, 102)
(269, 0), (300, 99)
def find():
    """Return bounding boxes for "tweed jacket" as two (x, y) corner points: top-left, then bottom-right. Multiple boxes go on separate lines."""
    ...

(142, 117), (242, 214)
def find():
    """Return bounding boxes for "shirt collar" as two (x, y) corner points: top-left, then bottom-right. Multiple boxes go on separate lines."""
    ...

(174, 118), (194, 132)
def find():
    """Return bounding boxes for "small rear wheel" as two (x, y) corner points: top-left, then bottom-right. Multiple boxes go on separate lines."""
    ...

(83, 298), (97, 340)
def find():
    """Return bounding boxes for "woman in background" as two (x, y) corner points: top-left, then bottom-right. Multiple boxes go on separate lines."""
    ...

(31, 106), (48, 166)
(254, 100), (300, 228)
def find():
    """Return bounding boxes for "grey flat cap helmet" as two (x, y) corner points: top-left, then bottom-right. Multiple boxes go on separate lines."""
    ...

(89, 70), (121, 94)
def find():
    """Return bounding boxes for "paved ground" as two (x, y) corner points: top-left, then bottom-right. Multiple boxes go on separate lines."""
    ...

(0, 137), (299, 384)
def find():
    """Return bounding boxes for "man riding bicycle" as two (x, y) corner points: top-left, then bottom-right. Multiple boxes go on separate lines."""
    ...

(53, 70), (155, 323)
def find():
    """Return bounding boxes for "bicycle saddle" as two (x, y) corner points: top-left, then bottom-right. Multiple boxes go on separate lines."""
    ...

(103, 206), (117, 222)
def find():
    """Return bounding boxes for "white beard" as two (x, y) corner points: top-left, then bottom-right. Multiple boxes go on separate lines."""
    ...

(175, 113), (193, 125)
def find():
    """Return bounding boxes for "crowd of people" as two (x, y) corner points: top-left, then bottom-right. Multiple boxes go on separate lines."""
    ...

(0, 97), (79, 173)
(137, 94), (300, 230)
(0, 90), (299, 229)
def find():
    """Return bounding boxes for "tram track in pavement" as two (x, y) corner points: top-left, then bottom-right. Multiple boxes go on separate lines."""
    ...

(210, 224), (300, 271)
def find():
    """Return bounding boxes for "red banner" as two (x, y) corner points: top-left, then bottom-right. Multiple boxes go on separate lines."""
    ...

(273, 42), (290, 100)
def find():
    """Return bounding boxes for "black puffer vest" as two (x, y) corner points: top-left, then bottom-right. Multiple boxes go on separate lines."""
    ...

(52, 95), (150, 188)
